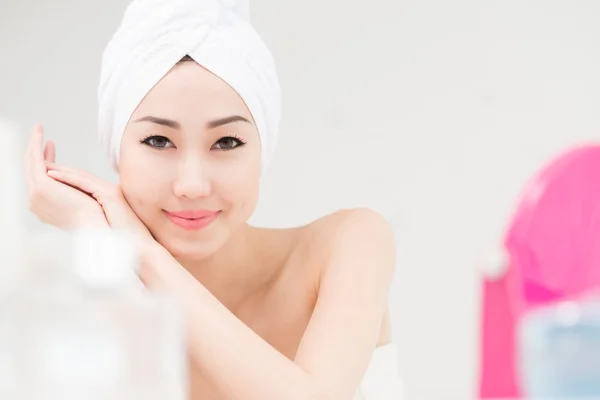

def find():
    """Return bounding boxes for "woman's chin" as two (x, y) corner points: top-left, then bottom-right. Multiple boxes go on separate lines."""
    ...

(157, 236), (222, 263)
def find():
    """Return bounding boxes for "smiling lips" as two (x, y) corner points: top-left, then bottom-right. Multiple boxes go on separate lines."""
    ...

(163, 209), (221, 230)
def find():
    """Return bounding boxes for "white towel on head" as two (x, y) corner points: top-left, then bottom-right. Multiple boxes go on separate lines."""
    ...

(97, 0), (281, 172)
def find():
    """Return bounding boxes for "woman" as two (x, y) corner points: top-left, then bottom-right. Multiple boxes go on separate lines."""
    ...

(25, 0), (401, 399)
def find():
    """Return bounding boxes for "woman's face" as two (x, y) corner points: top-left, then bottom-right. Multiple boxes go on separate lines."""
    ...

(119, 61), (261, 261)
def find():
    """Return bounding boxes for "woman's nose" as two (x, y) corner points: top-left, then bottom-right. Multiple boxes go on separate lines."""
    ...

(172, 156), (212, 199)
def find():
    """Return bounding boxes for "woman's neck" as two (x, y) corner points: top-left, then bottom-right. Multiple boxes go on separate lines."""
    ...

(176, 224), (280, 314)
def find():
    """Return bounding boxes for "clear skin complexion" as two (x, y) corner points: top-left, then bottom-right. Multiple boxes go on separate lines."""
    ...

(26, 60), (396, 400)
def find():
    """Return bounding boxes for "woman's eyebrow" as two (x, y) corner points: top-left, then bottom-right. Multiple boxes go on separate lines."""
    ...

(133, 116), (180, 129)
(133, 115), (250, 129)
(206, 115), (251, 129)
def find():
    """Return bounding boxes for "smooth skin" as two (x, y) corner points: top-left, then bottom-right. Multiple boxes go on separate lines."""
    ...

(26, 60), (396, 400)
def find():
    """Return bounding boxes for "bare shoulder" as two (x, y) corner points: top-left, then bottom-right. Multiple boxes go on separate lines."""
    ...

(295, 207), (397, 278)
(316, 207), (393, 232)
(301, 207), (396, 248)
(272, 208), (396, 346)
(293, 208), (396, 346)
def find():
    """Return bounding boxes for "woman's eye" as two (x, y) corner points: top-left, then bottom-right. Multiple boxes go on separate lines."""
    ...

(141, 135), (174, 149)
(212, 136), (245, 150)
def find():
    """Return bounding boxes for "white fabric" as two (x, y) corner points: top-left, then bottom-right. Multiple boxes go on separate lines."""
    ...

(97, 0), (281, 172)
(355, 343), (404, 400)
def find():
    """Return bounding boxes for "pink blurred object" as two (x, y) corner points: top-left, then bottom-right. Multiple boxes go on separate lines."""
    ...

(479, 144), (600, 399)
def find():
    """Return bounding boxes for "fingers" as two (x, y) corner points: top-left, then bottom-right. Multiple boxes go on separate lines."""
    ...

(46, 168), (117, 205)
(46, 161), (105, 188)
(46, 169), (98, 198)
(45, 162), (77, 174)
(24, 124), (52, 203)
(44, 140), (56, 163)
(46, 162), (93, 178)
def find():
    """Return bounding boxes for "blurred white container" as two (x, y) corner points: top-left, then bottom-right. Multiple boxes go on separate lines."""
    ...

(0, 119), (188, 399)
(518, 294), (600, 399)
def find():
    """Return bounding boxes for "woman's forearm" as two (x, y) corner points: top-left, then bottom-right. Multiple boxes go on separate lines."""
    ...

(140, 242), (329, 400)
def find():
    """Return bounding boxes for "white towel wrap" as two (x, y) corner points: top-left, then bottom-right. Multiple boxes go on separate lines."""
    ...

(97, 0), (281, 172)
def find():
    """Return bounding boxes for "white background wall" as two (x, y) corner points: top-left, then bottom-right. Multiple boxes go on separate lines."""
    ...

(2, 1), (600, 398)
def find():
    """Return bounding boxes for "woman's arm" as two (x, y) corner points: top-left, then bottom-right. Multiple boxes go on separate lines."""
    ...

(39, 162), (396, 399)
(140, 208), (396, 400)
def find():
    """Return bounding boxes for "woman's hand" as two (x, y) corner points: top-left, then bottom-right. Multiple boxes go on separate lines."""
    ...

(44, 161), (154, 245)
(24, 124), (109, 230)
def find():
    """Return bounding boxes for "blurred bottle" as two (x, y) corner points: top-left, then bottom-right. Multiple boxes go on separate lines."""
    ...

(0, 118), (27, 394)
(3, 229), (188, 400)
(0, 119), (188, 399)
(518, 294), (600, 398)
(0, 118), (24, 284)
